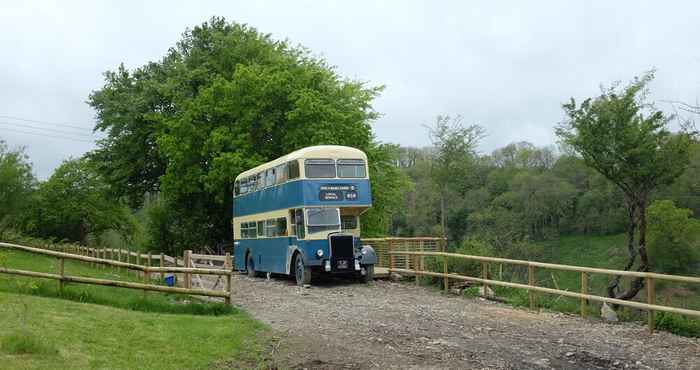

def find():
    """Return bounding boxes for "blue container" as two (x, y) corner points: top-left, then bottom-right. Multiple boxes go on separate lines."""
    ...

(164, 275), (176, 287)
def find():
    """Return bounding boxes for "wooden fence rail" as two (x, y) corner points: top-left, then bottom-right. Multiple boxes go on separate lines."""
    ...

(389, 250), (700, 333)
(0, 242), (233, 304)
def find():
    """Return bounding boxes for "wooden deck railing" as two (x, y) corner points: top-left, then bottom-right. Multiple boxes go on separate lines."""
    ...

(364, 237), (446, 270)
(389, 250), (700, 333)
(0, 242), (233, 304)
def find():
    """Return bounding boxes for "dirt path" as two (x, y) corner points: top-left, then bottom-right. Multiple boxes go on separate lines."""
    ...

(229, 274), (699, 370)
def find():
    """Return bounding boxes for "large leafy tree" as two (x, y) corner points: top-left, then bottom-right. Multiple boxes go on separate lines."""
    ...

(23, 158), (133, 244)
(427, 115), (485, 238)
(557, 72), (694, 301)
(0, 141), (36, 233)
(89, 17), (391, 250)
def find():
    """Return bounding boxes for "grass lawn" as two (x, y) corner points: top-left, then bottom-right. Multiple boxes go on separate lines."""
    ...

(0, 248), (271, 369)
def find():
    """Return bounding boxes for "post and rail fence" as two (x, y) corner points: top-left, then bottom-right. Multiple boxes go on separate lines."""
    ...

(0, 242), (233, 304)
(387, 250), (700, 333)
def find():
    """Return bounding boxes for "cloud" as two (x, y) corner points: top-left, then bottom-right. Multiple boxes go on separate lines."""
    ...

(1, 0), (698, 178)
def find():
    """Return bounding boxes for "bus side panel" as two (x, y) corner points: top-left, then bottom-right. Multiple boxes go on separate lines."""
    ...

(233, 240), (246, 270)
(234, 237), (292, 274)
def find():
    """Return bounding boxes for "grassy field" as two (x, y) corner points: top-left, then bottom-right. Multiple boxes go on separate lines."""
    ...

(0, 248), (271, 369)
(511, 234), (700, 336)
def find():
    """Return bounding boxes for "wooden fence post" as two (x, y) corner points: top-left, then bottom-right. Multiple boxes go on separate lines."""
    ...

(388, 240), (395, 274)
(184, 250), (192, 289)
(528, 265), (536, 310)
(160, 253), (165, 283)
(412, 254), (419, 286)
(647, 276), (655, 333)
(581, 272), (588, 318)
(118, 249), (122, 273)
(58, 257), (65, 294)
(225, 252), (232, 305)
(481, 261), (489, 295)
(442, 255), (449, 291)
(147, 251), (152, 282)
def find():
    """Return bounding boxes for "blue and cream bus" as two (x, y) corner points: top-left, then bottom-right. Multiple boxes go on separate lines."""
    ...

(232, 145), (377, 285)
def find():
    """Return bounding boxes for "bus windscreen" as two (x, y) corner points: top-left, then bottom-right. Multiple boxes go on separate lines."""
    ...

(306, 207), (340, 233)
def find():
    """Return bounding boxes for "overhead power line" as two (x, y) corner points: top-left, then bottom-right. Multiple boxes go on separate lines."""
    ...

(0, 115), (95, 131)
(0, 127), (96, 143)
(0, 121), (96, 138)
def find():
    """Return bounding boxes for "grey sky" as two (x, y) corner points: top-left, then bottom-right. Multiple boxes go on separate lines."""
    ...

(1, 1), (699, 179)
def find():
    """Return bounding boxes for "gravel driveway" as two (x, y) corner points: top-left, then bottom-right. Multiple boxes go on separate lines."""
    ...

(229, 274), (700, 370)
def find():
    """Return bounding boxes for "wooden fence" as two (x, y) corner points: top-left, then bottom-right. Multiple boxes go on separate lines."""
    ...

(0, 242), (233, 304)
(388, 250), (700, 333)
(365, 237), (446, 270)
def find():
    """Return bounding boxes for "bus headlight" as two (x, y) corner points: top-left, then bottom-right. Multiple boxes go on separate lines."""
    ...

(316, 249), (324, 258)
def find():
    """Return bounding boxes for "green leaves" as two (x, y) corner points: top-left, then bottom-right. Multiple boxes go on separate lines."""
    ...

(22, 158), (134, 244)
(88, 17), (386, 248)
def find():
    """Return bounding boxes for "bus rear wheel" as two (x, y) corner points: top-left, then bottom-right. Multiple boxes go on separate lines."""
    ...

(294, 254), (311, 286)
(246, 255), (257, 278)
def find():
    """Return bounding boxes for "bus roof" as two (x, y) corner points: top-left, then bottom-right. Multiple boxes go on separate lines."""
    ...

(235, 145), (368, 181)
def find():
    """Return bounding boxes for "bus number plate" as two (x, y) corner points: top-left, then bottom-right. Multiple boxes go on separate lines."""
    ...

(337, 260), (348, 269)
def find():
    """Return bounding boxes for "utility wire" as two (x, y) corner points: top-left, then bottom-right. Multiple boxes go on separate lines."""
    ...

(0, 115), (95, 131)
(0, 127), (96, 143)
(0, 121), (96, 138)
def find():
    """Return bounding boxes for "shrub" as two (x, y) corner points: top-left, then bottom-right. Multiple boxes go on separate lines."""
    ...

(1, 332), (58, 355)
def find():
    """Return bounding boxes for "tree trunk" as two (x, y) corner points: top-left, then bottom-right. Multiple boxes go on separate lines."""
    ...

(607, 199), (637, 299)
(440, 190), (447, 238)
(609, 197), (650, 303)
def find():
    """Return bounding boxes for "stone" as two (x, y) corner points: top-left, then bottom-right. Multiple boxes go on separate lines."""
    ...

(479, 286), (495, 298)
(601, 303), (619, 322)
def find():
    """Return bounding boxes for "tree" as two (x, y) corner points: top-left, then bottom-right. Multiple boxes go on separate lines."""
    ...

(0, 141), (36, 234)
(427, 115), (485, 238)
(24, 158), (133, 244)
(89, 17), (386, 249)
(557, 72), (694, 301)
(646, 200), (700, 275)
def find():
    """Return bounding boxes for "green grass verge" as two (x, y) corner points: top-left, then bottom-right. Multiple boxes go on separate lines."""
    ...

(0, 249), (233, 315)
(0, 248), (272, 369)
(0, 292), (268, 370)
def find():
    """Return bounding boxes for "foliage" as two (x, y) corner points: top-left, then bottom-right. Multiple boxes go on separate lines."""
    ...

(1, 332), (58, 356)
(426, 115), (485, 238)
(556, 71), (694, 300)
(361, 143), (412, 236)
(655, 312), (700, 337)
(21, 158), (134, 244)
(89, 17), (385, 250)
(0, 141), (36, 234)
(647, 200), (700, 274)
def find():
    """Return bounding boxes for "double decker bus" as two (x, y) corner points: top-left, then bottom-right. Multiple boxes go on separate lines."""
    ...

(232, 145), (377, 285)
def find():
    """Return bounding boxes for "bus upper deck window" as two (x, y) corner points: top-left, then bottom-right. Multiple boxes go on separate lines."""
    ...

(305, 159), (335, 178)
(288, 160), (300, 179)
(337, 159), (366, 178)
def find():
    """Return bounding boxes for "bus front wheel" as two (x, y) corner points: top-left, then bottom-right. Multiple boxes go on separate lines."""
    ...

(361, 264), (375, 283)
(294, 254), (311, 286)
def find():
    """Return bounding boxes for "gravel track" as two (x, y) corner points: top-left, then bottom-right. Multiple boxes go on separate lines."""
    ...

(229, 274), (700, 370)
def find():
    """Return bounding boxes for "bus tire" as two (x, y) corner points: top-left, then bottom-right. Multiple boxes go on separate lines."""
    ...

(294, 253), (311, 286)
(361, 264), (374, 283)
(246, 254), (257, 278)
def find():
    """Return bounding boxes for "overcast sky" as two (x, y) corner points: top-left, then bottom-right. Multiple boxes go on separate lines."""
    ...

(1, 1), (699, 178)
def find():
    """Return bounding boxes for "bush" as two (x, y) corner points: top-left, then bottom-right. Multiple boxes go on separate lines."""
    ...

(1, 332), (58, 355)
(655, 312), (700, 337)
(647, 200), (700, 275)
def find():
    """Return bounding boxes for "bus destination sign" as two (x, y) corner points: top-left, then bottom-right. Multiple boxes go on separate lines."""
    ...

(319, 184), (358, 201)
